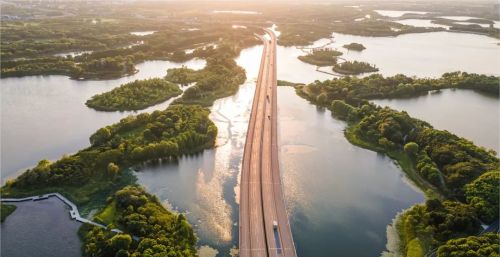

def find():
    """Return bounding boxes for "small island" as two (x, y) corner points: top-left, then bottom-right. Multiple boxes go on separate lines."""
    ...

(297, 49), (343, 66)
(343, 42), (366, 51)
(83, 186), (197, 257)
(332, 60), (378, 75)
(86, 78), (182, 111)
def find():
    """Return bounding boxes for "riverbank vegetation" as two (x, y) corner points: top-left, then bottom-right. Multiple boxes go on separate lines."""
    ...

(431, 18), (500, 39)
(398, 199), (481, 256)
(436, 233), (499, 257)
(297, 49), (342, 66)
(343, 43), (366, 51)
(166, 45), (246, 106)
(1, 105), (217, 213)
(295, 72), (499, 256)
(82, 186), (197, 257)
(332, 20), (444, 37)
(277, 20), (442, 46)
(86, 78), (182, 111)
(278, 23), (335, 46)
(332, 61), (378, 75)
(296, 72), (500, 101)
(340, 102), (498, 256)
(1, 204), (17, 222)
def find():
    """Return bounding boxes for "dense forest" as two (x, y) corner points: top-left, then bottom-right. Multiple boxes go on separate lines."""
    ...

(166, 45), (246, 106)
(295, 73), (499, 256)
(296, 72), (500, 103)
(398, 199), (481, 255)
(1, 105), (217, 210)
(86, 78), (182, 111)
(332, 60), (378, 75)
(436, 233), (499, 257)
(297, 49), (342, 66)
(82, 186), (197, 257)
(330, 19), (444, 37)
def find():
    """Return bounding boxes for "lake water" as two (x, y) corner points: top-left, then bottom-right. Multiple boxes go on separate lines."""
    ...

(1, 30), (498, 257)
(373, 89), (499, 152)
(319, 32), (500, 77)
(1, 198), (82, 257)
(0, 59), (206, 182)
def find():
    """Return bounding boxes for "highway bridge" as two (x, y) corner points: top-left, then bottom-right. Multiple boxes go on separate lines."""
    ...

(239, 29), (297, 257)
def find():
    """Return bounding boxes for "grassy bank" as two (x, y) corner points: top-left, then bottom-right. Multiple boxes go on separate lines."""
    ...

(1, 204), (17, 223)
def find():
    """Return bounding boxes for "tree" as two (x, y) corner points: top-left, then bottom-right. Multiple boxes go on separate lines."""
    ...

(90, 127), (112, 146)
(115, 249), (129, 257)
(465, 171), (499, 222)
(437, 233), (499, 257)
(331, 100), (355, 120)
(404, 142), (419, 158)
(108, 234), (132, 252)
(107, 162), (120, 177)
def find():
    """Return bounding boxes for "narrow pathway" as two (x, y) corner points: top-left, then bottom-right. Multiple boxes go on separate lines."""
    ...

(1, 193), (126, 235)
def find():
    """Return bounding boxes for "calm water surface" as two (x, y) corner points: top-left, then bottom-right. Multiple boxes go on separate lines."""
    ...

(373, 89), (499, 152)
(326, 32), (500, 77)
(1, 198), (82, 257)
(274, 31), (500, 82)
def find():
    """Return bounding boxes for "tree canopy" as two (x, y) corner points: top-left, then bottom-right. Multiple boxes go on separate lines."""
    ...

(86, 78), (182, 111)
(84, 186), (197, 257)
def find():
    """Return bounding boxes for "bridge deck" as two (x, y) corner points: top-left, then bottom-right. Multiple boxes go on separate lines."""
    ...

(239, 29), (297, 257)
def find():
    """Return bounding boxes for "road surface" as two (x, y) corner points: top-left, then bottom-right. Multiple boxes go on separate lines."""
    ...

(239, 29), (297, 257)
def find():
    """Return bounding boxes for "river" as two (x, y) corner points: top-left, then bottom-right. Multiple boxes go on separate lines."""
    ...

(1, 29), (498, 257)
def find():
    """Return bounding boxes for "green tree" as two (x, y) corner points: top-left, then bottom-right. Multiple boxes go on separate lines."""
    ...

(437, 233), (499, 257)
(404, 142), (419, 158)
(109, 234), (132, 252)
(90, 127), (112, 146)
(465, 171), (499, 222)
(107, 162), (120, 177)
